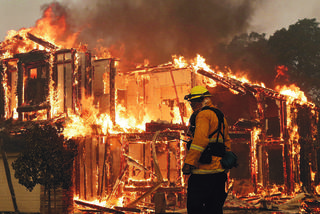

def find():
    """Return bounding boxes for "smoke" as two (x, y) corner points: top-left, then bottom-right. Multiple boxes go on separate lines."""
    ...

(42, 0), (258, 68)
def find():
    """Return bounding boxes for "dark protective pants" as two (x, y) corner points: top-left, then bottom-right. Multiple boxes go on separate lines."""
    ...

(187, 172), (228, 214)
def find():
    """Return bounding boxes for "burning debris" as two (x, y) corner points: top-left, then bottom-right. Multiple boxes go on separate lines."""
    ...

(0, 5), (320, 214)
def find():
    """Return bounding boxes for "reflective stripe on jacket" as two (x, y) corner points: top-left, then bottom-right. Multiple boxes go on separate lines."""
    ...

(184, 103), (231, 174)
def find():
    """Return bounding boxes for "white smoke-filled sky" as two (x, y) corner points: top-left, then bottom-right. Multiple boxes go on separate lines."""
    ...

(250, 0), (320, 36)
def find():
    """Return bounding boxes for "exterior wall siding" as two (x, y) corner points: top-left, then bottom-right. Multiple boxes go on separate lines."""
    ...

(0, 154), (40, 213)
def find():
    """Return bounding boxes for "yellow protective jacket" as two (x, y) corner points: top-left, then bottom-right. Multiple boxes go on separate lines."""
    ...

(184, 103), (231, 174)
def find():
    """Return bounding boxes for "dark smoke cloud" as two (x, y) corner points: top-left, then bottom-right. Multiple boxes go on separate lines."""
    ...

(44, 0), (258, 68)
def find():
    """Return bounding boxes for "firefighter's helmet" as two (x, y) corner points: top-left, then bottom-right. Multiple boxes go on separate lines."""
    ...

(184, 86), (211, 101)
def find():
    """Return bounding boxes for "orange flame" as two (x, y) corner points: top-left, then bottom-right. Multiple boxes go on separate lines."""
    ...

(251, 127), (260, 180)
(1, 4), (79, 59)
(276, 84), (308, 104)
(62, 98), (150, 139)
(172, 55), (188, 68)
(189, 54), (265, 88)
(30, 4), (78, 48)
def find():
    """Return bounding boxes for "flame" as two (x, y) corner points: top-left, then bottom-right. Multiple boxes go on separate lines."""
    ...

(57, 54), (315, 146)
(115, 103), (150, 132)
(95, 46), (113, 59)
(30, 4), (78, 48)
(63, 98), (150, 139)
(269, 184), (285, 195)
(63, 98), (111, 138)
(251, 127), (261, 181)
(277, 85), (302, 160)
(1, 29), (34, 57)
(179, 54), (266, 90)
(204, 78), (217, 88)
(191, 54), (212, 72)
(191, 54), (248, 84)
(294, 182), (302, 193)
(316, 185), (320, 195)
(276, 84), (308, 104)
(31, 109), (50, 121)
(171, 106), (183, 124)
(275, 65), (289, 82)
(1, 3), (79, 59)
(2, 63), (10, 118)
(48, 55), (62, 117)
(74, 196), (125, 210)
(172, 55), (188, 68)
(311, 170), (316, 182)
(1, 4), (318, 203)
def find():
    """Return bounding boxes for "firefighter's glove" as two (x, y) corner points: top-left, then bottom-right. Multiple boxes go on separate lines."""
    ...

(182, 164), (196, 175)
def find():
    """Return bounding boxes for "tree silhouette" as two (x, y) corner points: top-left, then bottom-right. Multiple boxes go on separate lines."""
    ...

(215, 19), (320, 105)
(222, 32), (277, 88)
(268, 18), (320, 102)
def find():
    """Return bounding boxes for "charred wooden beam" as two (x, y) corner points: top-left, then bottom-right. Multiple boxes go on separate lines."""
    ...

(253, 86), (318, 110)
(126, 182), (164, 208)
(110, 59), (117, 124)
(123, 131), (181, 142)
(151, 131), (163, 182)
(0, 62), (4, 119)
(85, 52), (93, 97)
(124, 186), (184, 192)
(254, 86), (286, 101)
(169, 70), (185, 125)
(17, 60), (23, 120)
(106, 164), (129, 202)
(74, 200), (125, 214)
(113, 206), (141, 213)
(26, 33), (58, 50)
(301, 200), (320, 213)
(16, 101), (51, 113)
(124, 154), (150, 172)
(197, 69), (318, 112)
(196, 69), (247, 95)
(145, 122), (187, 133)
(14, 50), (49, 65)
(127, 64), (188, 75)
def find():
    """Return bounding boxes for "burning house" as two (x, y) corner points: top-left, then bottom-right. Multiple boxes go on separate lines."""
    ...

(0, 26), (320, 214)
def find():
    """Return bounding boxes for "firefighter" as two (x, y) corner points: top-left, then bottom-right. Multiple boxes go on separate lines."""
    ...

(182, 85), (231, 214)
